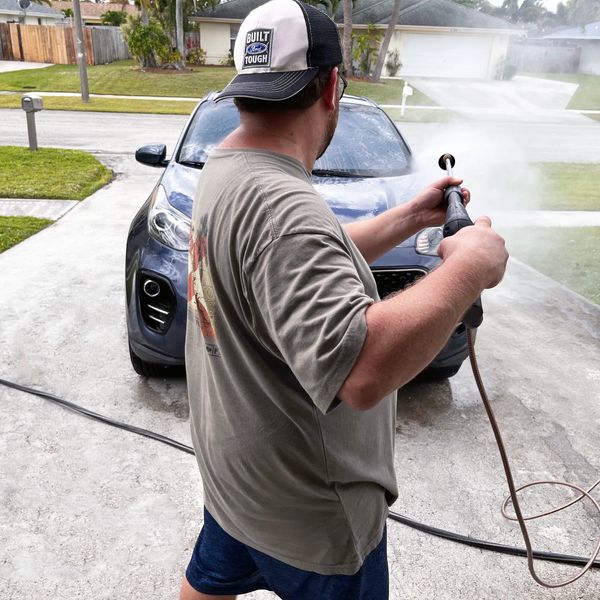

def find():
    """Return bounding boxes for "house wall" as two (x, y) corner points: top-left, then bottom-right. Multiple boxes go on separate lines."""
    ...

(579, 40), (600, 75)
(198, 22), (230, 64)
(0, 14), (59, 25)
(382, 28), (510, 79)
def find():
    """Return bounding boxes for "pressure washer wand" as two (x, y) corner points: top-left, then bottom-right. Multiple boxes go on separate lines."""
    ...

(439, 153), (483, 329)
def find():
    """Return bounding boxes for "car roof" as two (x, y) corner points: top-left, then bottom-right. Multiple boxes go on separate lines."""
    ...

(206, 91), (379, 109)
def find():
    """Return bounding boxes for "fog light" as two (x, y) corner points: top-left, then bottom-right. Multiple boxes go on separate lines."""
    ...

(143, 279), (161, 298)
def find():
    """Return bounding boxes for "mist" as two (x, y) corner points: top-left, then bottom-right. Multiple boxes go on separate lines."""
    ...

(406, 120), (543, 230)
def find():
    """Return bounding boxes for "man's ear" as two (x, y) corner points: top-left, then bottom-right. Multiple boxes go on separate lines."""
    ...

(323, 67), (338, 110)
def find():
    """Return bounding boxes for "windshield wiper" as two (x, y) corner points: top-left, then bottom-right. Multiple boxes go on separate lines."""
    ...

(178, 160), (206, 169)
(312, 169), (372, 178)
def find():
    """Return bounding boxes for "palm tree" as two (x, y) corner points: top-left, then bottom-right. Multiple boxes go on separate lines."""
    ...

(371, 0), (402, 82)
(342, 0), (352, 74)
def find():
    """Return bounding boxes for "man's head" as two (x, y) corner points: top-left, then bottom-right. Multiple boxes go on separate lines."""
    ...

(216, 0), (344, 109)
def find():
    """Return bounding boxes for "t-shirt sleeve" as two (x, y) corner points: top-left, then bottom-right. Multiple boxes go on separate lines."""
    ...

(246, 231), (374, 414)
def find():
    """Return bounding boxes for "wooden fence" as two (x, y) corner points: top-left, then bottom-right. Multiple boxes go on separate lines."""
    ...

(0, 23), (130, 65)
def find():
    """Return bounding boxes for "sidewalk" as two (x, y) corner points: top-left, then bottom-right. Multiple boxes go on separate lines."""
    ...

(0, 198), (77, 219)
(0, 60), (51, 73)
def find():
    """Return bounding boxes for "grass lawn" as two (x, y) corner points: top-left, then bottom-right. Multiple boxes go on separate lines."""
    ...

(0, 215), (53, 253)
(0, 61), (235, 98)
(0, 146), (112, 200)
(0, 93), (197, 115)
(533, 163), (600, 211)
(533, 73), (600, 110)
(504, 227), (600, 304)
(0, 60), (438, 108)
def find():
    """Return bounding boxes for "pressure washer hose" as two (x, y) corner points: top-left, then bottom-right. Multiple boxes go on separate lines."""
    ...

(463, 328), (600, 588)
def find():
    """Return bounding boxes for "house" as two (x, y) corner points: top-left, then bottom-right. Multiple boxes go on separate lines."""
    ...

(191, 0), (523, 79)
(50, 1), (139, 25)
(0, 0), (63, 25)
(544, 21), (600, 76)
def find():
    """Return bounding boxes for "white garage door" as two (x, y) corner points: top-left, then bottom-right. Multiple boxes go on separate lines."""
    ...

(400, 33), (492, 79)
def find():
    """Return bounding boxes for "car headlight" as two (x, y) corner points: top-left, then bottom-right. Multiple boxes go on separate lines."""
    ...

(147, 185), (191, 251)
(415, 227), (443, 256)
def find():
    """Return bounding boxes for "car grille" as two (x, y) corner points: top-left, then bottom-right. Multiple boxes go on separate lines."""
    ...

(372, 268), (427, 300)
(138, 271), (176, 334)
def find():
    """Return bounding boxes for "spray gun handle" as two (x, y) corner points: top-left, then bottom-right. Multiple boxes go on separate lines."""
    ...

(442, 187), (473, 237)
(441, 186), (484, 329)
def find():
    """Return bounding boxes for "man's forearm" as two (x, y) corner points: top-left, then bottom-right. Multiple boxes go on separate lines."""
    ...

(338, 254), (483, 410)
(343, 203), (422, 264)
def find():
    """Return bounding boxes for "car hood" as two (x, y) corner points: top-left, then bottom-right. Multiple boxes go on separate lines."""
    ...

(163, 163), (418, 246)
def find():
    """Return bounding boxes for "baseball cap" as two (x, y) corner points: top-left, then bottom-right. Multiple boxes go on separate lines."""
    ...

(215, 0), (343, 102)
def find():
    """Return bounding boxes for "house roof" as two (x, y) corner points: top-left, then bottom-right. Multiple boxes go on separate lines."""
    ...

(544, 21), (600, 40)
(50, 1), (139, 19)
(195, 0), (516, 31)
(0, 0), (63, 18)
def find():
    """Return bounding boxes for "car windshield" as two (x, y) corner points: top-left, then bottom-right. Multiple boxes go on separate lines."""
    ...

(177, 99), (411, 177)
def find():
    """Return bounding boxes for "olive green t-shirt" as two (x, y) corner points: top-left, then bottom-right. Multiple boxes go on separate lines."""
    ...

(185, 148), (397, 575)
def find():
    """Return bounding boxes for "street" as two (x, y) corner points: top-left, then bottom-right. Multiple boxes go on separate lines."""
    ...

(0, 110), (599, 598)
(2, 107), (600, 163)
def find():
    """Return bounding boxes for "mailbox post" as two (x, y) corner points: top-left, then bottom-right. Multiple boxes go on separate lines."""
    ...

(21, 95), (43, 151)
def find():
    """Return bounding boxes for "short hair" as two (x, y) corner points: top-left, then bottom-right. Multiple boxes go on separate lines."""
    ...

(234, 66), (335, 114)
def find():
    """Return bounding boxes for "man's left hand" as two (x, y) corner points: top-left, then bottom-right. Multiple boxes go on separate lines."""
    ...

(410, 176), (471, 228)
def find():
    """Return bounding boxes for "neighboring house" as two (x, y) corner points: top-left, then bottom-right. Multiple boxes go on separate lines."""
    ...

(0, 0), (63, 25)
(191, 0), (522, 79)
(50, 1), (139, 25)
(544, 21), (600, 76)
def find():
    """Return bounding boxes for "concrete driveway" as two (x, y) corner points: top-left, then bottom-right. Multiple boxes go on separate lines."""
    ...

(407, 75), (588, 123)
(0, 147), (599, 599)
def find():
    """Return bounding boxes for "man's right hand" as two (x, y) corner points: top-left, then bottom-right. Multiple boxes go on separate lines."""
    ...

(438, 216), (508, 290)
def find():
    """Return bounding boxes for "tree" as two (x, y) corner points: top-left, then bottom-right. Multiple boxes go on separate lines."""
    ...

(101, 10), (128, 26)
(371, 0), (402, 82)
(565, 0), (600, 27)
(342, 0), (353, 74)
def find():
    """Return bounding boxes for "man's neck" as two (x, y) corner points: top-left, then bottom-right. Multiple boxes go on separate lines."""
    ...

(219, 110), (320, 172)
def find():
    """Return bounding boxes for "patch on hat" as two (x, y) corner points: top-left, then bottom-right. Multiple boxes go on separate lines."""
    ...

(243, 29), (273, 69)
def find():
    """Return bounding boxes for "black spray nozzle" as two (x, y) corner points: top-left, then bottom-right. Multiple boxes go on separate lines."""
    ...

(438, 153), (483, 329)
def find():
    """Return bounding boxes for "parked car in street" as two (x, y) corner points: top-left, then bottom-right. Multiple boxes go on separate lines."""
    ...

(125, 93), (469, 379)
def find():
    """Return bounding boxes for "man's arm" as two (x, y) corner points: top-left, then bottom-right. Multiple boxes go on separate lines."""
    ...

(343, 176), (469, 264)
(338, 217), (508, 410)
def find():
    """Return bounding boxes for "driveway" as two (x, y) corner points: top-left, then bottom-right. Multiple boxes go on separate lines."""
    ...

(0, 60), (51, 73)
(407, 75), (588, 124)
(0, 153), (598, 599)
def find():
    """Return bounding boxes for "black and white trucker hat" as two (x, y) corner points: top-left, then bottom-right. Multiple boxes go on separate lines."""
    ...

(215, 0), (343, 102)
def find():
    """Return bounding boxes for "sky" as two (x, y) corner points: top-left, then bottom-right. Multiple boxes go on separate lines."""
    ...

(486, 0), (562, 12)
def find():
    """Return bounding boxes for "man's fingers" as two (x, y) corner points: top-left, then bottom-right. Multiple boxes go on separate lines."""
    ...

(475, 215), (492, 227)
(433, 176), (463, 190)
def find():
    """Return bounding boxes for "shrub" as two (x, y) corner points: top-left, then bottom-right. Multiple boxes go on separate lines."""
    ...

(352, 24), (383, 78)
(187, 47), (207, 66)
(122, 16), (172, 69)
(385, 49), (402, 77)
(220, 50), (235, 67)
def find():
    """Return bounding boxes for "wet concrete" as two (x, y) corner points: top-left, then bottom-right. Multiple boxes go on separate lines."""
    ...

(408, 76), (587, 124)
(0, 153), (598, 598)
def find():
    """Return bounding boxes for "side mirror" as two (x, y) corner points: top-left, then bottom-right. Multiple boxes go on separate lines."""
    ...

(135, 144), (168, 167)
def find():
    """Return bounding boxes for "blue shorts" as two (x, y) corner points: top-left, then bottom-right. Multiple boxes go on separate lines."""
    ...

(185, 508), (388, 599)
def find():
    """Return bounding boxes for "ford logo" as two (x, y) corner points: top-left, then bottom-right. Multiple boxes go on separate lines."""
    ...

(247, 43), (267, 54)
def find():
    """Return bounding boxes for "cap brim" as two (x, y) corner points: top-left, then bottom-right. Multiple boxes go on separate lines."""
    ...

(215, 69), (319, 102)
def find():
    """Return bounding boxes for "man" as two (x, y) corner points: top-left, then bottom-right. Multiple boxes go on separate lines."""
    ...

(181, 1), (508, 598)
